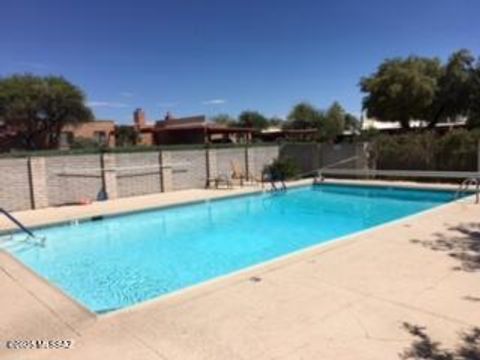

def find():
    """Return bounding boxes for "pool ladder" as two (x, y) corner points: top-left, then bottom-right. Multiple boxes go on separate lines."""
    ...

(313, 170), (325, 185)
(270, 179), (287, 192)
(0, 208), (45, 247)
(455, 177), (480, 204)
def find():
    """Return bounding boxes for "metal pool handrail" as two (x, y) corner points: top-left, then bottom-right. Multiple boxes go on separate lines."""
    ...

(270, 179), (287, 192)
(0, 208), (45, 246)
(455, 177), (480, 204)
(294, 156), (360, 181)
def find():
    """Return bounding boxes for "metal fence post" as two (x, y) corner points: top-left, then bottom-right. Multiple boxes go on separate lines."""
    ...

(27, 156), (48, 209)
(244, 143), (250, 179)
(477, 140), (480, 173)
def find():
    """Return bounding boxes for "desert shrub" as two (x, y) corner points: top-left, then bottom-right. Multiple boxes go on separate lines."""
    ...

(264, 157), (298, 180)
(371, 130), (480, 171)
(435, 130), (478, 171)
(70, 137), (104, 150)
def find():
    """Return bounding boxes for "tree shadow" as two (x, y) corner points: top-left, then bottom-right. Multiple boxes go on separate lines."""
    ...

(410, 222), (480, 272)
(463, 295), (480, 302)
(400, 322), (480, 360)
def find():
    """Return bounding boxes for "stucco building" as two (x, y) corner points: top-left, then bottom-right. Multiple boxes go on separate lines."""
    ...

(132, 109), (253, 146)
(60, 120), (116, 148)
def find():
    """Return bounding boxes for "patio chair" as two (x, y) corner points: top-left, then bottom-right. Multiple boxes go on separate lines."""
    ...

(206, 174), (233, 189)
(230, 160), (262, 187)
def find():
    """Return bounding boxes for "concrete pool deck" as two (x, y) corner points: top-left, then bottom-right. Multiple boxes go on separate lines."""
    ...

(1, 179), (479, 359)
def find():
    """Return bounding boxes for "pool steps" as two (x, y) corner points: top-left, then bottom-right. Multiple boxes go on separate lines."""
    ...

(0, 208), (46, 247)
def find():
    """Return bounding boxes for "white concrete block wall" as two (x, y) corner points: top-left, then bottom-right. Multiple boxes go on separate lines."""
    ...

(321, 143), (359, 169)
(0, 145), (281, 211)
(170, 149), (207, 190)
(249, 146), (279, 176)
(102, 154), (118, 200)
(29, 157), (49, 208)
(0, 158), (31, 211)
(215, 147), (246, 178)
(116, 152), (161, 198)
(160, 151), (173, 192)
(280, 144), (321, 173)
(46, 155), (103, 206)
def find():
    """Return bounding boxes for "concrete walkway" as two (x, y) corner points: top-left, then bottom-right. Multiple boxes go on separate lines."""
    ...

(1, 180), (479, 359)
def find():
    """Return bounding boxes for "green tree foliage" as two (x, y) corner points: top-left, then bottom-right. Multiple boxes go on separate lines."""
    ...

(0, 74), (93, 150)
(70, 136), (104, 150)
(238, 110), (269, 129)
(263, 157), (298, 180)
(268, 116), (284, 127)
(210, 113), (238, 127)
(467, 61), (480, 128)
(344, 113), (360, 132)
(285, 102), (323, 129)
(323, 101), (346, 140)
(371, 129), (480, 171)
(360, 56), (442, 129)
(211, 113), (285, 129)
(431, 49), (476, 126)
(115, 125), (139, 147)
(285, 101), (356, 141)
(361, 49), (479, 129)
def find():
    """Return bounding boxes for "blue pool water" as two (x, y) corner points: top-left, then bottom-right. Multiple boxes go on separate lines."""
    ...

(3, 184), (456, 313)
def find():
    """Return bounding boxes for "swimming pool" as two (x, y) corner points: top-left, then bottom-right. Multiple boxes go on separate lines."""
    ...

(3, 184), (458, 313)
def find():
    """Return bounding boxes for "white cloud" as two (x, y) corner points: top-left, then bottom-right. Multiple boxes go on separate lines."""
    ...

(202, 99), (227, 105)
(87, 101), (129, 108)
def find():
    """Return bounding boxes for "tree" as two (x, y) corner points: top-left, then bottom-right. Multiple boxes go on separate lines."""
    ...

(268, 116), (284, 127)
(70, 136), (103, 150)
(284, 101), (356, 141)
(430, 49), (476, 127)
(0, 74), (93, 150)
(285, 102), (323, 129)
(116, 125), (139, 147)
(360, 56), (443, 129)
(344, 113), (360, 132)
(467, 60), (480, 128)
(323, 101), (346, 140)
(210, 113), (237, 127)
(238, 111), (269, 130)
(361, 50), (480, 129)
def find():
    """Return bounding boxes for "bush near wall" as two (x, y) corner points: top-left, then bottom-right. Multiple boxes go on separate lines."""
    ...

(371, 130), (480, 171)
(263, 157), (299, 180)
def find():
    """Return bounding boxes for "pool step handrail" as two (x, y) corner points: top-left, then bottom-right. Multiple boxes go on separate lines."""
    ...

(262, 167), (287, 192)
(313, 170), (324, 184)
(455, 177), (480, 204)
(270, 179), (287, 192)
(306, 156), (360, 185)
(0, 208), (45, 246)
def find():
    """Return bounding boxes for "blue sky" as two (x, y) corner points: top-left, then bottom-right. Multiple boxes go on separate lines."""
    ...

(1, 0), (479, 124)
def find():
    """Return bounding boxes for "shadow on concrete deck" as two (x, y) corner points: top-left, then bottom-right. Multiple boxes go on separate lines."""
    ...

(404, 223), (480, 359)
(400, 322), (480, 360)
(411, 222), (480, 272)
